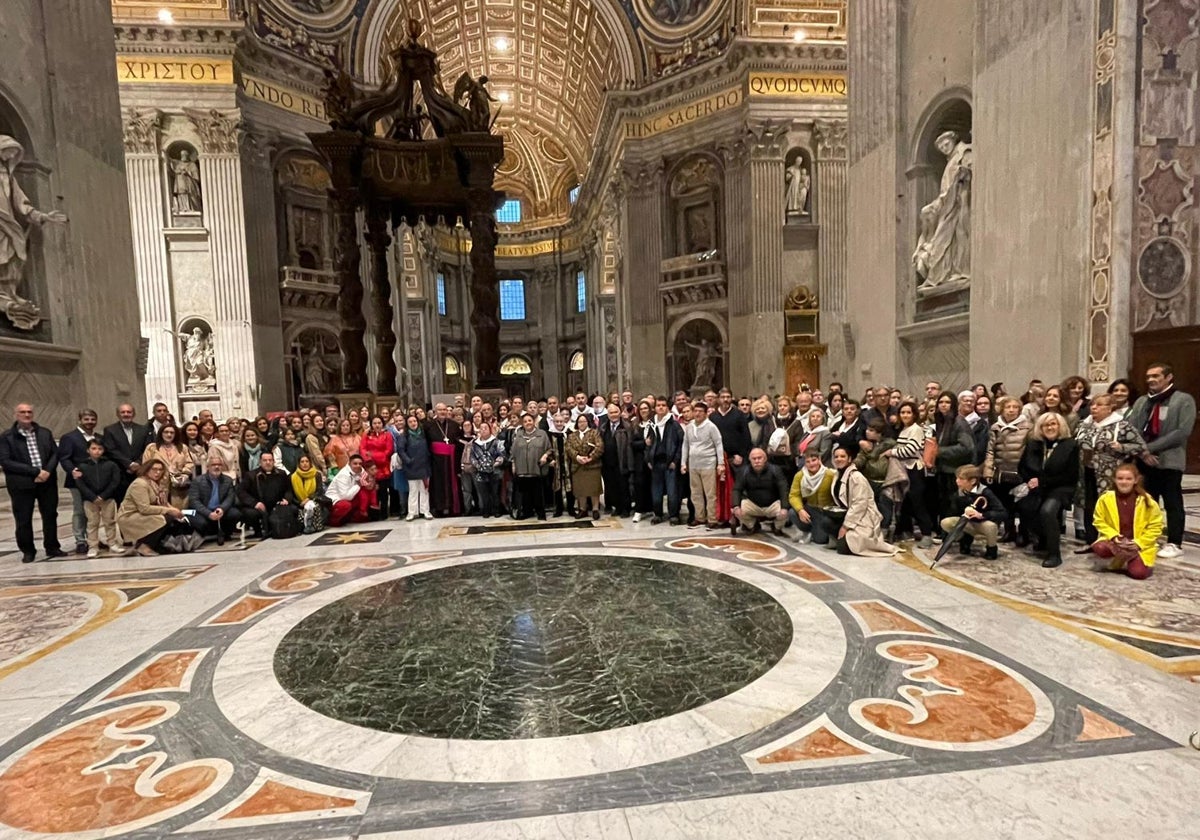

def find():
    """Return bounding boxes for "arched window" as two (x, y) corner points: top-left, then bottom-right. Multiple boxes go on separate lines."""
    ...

(444, 354), (461, 376)
(500, 355), (532, 376)
(568, 350), (585, 371)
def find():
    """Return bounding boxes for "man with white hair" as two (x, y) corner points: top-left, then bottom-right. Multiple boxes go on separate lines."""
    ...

(0, 403), (66, 563)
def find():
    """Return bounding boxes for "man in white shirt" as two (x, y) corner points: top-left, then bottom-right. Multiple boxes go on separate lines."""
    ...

(681, 401), (726, 529)
(326, 454), (373, 526)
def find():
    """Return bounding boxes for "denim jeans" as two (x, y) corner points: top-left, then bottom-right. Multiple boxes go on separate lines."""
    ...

(68, 486), (88, 545)
(650, 462), (680, 518)
(787, 504), (838, 544)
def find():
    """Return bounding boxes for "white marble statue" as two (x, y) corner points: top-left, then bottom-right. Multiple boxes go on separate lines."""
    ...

(169, 149), (202, 215)
(784, 160), (810, 215)
(303, 344), (337, 393)
(685, 338), (719, 390)
(913, 130), (972, 290)
(0, 135), (67, 330)
(175, 326), (216, 392)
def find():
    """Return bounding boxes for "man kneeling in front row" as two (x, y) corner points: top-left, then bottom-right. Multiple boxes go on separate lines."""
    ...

(940, 465), (1007, 560)
(731, 447), (790, 535)
(186, 456), (242, 545)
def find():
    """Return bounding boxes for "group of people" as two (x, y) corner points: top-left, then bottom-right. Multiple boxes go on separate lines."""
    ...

(1, 364), (1192, 578)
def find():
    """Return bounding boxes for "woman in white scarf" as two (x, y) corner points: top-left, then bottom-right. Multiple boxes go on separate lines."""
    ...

(791, 407), (832, 468)
(830, 446), (898, 557)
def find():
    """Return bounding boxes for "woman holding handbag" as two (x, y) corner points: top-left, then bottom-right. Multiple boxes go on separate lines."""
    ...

(143, 424), (194, 509)
(984, 396), (1032, 543)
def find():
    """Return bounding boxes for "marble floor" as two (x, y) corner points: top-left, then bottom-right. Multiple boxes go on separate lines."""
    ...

(1, 511), (1198, 839)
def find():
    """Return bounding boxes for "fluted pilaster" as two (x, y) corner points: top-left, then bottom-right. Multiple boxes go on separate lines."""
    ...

(624, 161), (664, 325)
(124, 136), (177, 408)
(749, 122), (789, 313)
(719, 136), (753, 316)
(195, 122), (259, 415)
(815, 119), (849, 313)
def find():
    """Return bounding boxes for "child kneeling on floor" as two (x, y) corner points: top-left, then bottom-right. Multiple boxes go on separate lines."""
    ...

(940, 465), (1007, 559)
(1089, 462), (1163, 580)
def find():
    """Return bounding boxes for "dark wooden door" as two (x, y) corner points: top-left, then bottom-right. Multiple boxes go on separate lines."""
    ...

(1131, 325), (1200, 474)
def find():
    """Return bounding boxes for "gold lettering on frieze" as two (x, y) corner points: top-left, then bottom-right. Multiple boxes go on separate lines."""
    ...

(748, 72), (848, 98)
(240, 73), (326, 121)
(116, 55), (234, 85)
(623, 87), (744, 140)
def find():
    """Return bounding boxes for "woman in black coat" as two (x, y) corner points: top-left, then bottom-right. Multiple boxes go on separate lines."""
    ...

(930, 391), (975, 531)
(1016, 412), (1080, 568)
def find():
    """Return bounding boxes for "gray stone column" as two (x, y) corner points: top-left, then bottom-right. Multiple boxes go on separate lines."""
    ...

(749, 122), (789, 314)
(814, 119), (849, 313)
(123, 109), (177, 412)
(187, 108), (259, 417)
(720, 135), (752, 317)
(622, 161), (666, 391)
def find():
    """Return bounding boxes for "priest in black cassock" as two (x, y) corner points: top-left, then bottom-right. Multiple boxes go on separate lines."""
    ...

(424, 403), (462, 517)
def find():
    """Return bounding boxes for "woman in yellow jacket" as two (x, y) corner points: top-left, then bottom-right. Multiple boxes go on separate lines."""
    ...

(1090, 462), (1164, 580)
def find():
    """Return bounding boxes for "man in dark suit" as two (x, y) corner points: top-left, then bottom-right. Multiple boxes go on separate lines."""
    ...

(101, 403), (151, 503)
(57, 408), (100, 554)
(0, 403), (67, 563)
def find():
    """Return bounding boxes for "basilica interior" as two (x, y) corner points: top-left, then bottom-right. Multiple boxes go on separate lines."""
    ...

(1, 2), (1200, 838)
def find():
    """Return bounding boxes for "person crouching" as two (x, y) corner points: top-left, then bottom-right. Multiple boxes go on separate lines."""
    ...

(940, 465), (1007, 560)
(1089, 462), (1164, 580)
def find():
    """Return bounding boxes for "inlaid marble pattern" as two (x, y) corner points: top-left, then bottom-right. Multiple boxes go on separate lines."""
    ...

(0, 539), (1176, 838)
(899, 546), (1200, 678)
(0, 564), (212, 679)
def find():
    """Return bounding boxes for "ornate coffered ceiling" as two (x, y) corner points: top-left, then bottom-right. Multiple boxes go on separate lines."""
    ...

(111, 1), (846, 224)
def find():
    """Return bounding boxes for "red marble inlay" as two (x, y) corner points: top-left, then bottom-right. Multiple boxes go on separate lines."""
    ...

(1076, 705), (1133, 741)
(263, 558), (395, 593)
(757, 726), (867, 764)
(221, 779), (357, 820)
(103, 651), (201, 700)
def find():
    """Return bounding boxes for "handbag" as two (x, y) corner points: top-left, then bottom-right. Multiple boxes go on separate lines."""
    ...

(461, 446), (476, 476)
(267, 504), (303, 539)
(922, 436), (938, 469)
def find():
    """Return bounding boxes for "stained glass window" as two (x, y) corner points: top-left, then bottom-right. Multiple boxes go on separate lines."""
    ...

(497, 199), (522, 223)
(436, 273), (446, 316)
(576, 271), (586, 312)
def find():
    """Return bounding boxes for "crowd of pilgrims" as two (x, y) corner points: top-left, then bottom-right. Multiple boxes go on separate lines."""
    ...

(10, 368), (1190, 578)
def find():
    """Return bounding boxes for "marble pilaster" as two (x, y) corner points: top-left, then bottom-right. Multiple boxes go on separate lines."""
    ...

(814, 120), (849, 314)
(623, 161), (666, 392)
(188, 108), (260, 416)
(720, 136), (753, 318)
(535, 268), (562, 395)
(749, 123), (789, 314)
(122, 109), (178, 410)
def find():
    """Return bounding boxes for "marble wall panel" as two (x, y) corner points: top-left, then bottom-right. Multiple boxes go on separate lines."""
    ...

(970, 0), (1093, 386)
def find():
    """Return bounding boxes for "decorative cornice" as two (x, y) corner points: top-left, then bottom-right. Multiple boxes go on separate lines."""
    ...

(185, 107), (243, 154)
(122, 107), (163, 154)
(113, 23), (241, 55)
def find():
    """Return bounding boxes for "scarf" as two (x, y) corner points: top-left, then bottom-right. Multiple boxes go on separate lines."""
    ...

(1144, 386), (1174, 441)
(799, 425), (828, 454)
(291, 465), (318, 502)
(244, 443), (263, 472)
(800, 465), (831, 498)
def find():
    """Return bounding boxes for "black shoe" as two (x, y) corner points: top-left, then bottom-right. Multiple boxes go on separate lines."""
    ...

(668, 517), (681, 526)
(537, 514), (547, 521)
(21, 552), (35, 563)
(75, 542), (88, 555)
(591, 510), (600, 521)
(45, 549), (68, 559)
(1014, 534), (1028, 548)
(958, 536), (974, 556)
(216, 532), (226, 546)
(651, 516), (663, 525)
(984, 546), (998, 560)
(1042, 554), (1062, 568)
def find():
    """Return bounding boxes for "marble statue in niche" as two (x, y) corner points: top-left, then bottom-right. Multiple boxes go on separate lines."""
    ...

(0, 135), (66, 331)
(168, 147), (202, 219)
(301, 334), (340, 394)
(784, 158), (811, 216)
(174, 324), (217, 392)
(686, 337), (719, 390)
(913, 130), (973, 290)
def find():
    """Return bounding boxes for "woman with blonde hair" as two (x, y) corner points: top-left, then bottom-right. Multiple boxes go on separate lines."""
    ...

(1090, 462), (1163, 579)
(116, 460), (200, 556)
(1016, 412), (1080, 567)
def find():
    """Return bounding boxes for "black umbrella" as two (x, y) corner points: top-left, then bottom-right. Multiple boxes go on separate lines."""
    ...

(930, 494), (988, 569)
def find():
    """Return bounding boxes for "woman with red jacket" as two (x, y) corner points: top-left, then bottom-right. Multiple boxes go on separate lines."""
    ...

(360, 415), (396, 520)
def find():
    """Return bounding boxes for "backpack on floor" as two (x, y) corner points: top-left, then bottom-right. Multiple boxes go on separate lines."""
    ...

(268, 504), (303, 539)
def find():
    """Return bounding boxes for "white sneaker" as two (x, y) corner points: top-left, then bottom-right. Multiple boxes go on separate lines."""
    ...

(424, 513), (434, 520)
(86, 548), (98, 559)
(794, 531), (811, 545)
(406, 514), (415, 521)
(1158, 544), (1184, 559)
(632, 512), (642, 523)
